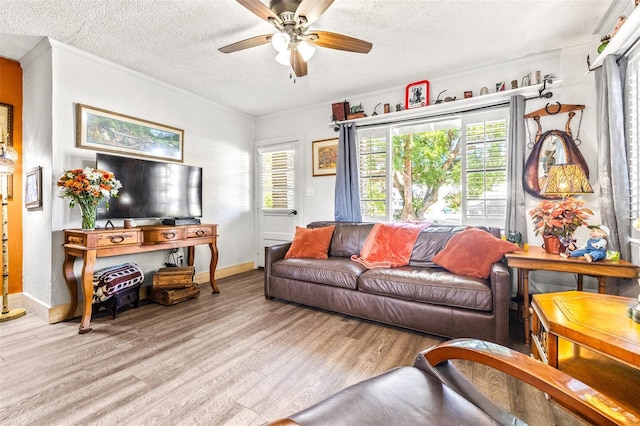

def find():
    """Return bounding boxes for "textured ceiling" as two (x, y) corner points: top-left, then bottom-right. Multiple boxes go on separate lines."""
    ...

(0, 0), (614, 117)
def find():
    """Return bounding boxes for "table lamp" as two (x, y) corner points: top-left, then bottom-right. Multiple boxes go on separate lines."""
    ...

(541, 163), (593, 198)
(0, 140), (26, 322)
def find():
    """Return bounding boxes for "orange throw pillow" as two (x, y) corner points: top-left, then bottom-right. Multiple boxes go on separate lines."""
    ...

(284, 226), (336, 259)
(432, 228), (520, 279)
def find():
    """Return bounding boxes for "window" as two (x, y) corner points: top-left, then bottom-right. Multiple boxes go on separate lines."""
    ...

(628, 43), (640, 219)
(357, 108), (508, 227)
(259, 146), (294, 209)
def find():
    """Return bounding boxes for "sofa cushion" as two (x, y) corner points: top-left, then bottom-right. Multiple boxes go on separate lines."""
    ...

(433, 228), (520, 279)
(285, 225), (335, 259)
(328, 223), (375, 257)
(271, 257), (369, 290)
(358, 267), (493, 312)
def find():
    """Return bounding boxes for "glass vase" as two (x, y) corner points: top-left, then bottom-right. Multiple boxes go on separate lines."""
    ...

(80, 204), (97, 231)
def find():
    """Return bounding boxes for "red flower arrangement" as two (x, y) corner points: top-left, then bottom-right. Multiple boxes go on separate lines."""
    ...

(529, 197), (593, 238)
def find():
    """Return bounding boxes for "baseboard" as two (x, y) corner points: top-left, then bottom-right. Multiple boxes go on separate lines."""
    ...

(194, 261), (256, 283)
(20, 261), (258, 324)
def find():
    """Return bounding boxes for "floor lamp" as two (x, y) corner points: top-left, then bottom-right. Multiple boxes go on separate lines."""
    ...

(0, 141), (25, 322)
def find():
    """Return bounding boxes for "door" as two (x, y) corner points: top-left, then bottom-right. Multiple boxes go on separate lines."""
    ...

(256, 141), (302, 267)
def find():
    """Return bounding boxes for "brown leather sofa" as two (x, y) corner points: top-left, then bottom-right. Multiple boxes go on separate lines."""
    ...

(267, 338), (638, 425)
(265, 222), (511, 345)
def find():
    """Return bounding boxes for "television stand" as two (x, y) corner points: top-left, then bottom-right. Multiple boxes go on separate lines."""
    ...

(62, 223), (218, 334)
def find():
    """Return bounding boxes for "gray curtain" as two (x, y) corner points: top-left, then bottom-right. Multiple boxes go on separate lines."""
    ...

(505, 95), (527, 242)
(334, 122), (362, 221)
(595, 55), (630, 262)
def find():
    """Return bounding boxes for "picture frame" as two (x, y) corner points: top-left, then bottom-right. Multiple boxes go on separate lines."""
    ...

(1, 102), (13, 198)
(25, 166), (42, 209)
(405, 80), (430, 110)
(76, 103), (184, 162)
(312, 138), (339, 177)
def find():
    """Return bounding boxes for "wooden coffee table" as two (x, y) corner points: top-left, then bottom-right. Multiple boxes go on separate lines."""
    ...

(531, 291), (640, 409)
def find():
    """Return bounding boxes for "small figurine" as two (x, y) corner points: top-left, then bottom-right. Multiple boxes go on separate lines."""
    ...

(565, 225), (609, 262)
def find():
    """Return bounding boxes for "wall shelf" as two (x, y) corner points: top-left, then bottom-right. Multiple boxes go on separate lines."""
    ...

(328, 82), (558, 128)
(589, 6), (640, 70)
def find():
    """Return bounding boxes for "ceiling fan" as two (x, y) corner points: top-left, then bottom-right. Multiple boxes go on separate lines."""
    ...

(219, 0), (373, 78)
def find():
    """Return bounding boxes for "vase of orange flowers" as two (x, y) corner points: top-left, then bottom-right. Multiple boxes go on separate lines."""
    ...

(529, 197), (593, 254)
(57, 167), (122, 230)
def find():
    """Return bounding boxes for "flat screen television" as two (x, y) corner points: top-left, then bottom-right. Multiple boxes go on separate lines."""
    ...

(96, 153), (203, 219)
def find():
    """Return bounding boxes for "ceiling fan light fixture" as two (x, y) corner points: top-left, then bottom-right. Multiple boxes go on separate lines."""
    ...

(298, 41), (315, 61)
(275, 50), (290, 66)
(271, 32), (290, 52)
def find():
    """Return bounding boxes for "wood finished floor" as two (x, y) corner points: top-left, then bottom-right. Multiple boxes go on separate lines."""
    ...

(0, 270), (586, 426)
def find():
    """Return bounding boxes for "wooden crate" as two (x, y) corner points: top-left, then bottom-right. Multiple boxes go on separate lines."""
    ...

(152, 266), (195, 289)
(149, 283), (200, 305)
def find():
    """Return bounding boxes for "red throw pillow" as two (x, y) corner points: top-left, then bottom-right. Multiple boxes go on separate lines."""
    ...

(284, 226), (336, 259)
(432, 228), (520, 279)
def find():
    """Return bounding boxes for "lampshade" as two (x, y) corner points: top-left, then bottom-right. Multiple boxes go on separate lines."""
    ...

(275, 50), (290, 66)
(297, 41), (315, 62)
(541, 163), (593, 197)
(0, 143), (18, 175)
(271, 32), (290, 52)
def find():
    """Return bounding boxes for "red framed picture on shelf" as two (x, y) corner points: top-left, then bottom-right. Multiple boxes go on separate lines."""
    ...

(405, 80), (430, 109)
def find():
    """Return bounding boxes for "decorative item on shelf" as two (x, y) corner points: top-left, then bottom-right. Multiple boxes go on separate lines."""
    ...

(384, 103), (390, 114)
(331, 100), (350, 121)
(0, 138), (25, 323)
(464, 91), (473, 98)
(396, 103), (404, 112)
(479, 86), (489, 95)
(496, 81), (506, 92)
(529, 197), (593, 255)
(598, 35), (611, 53)
(611, 15), (627, 39)
(405, 80), (430, 109)
(372, 103), (382, 116)
(57, 167), (122, 230)
(511, 80), (518, 90)
(347, 103), (367, 119)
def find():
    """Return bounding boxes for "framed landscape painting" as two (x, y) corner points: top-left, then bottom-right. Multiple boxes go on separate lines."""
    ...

(76, 104), (184, 162)
(312, 138), (338, 176)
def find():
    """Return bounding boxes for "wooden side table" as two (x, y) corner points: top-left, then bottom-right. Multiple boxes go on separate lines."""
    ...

(504, 246), (639, 345)
(530, 291), (640, 411)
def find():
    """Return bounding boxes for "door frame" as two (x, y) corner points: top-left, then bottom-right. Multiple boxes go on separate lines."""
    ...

(254, 135), (304, 267)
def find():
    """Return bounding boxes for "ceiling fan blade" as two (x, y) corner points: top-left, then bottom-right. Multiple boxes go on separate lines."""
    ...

(236, 0), (280, 24)
(219, 34), (272, 53)
(290, 48), (308, 77)
(295, 0), (334, 25)
(307, 31), (372, 53)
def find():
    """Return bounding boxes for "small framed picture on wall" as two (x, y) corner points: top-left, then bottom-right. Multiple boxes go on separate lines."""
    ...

(312, 138), (338, 176)
(25, 166), (42, 209)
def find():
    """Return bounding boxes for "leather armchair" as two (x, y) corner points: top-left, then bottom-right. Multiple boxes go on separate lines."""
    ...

(267, 339), (639, 426)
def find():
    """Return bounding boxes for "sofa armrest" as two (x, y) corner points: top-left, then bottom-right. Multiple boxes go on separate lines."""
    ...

(264, 242), (291, 299)
(489, 261), (510, 345)
(421, 338), (640, 426)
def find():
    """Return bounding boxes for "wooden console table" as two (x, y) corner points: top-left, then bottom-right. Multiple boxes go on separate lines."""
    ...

(63, 223), (218, 334)
(504, 246), (639, 345)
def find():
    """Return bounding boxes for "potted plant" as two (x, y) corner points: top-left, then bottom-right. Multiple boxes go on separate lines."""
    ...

(529, 197), (593, 254)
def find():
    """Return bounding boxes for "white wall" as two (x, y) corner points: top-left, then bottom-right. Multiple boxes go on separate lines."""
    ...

(255, 45), (615, 294)
(22, 38), (256, 311)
